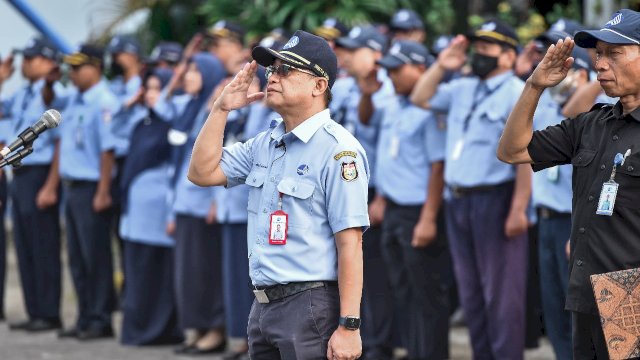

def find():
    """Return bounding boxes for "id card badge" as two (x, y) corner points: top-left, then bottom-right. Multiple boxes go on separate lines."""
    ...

(547, 166), (559, 182)
(451, 139), (464, 161)
(269, 210), (288, 245)
(389, 135), (400, 159)
(596, 181), (618, 216)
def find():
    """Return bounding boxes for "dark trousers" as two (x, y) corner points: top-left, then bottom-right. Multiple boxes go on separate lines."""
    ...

(446, 182), (528, 360)
(572, 312), (608, 359)
(64, 181), (115, 330)
(538, 215), (572, 360)
(361, 223), (393, 360)
(11, 166), (61, 321)
(121, 240), (181, 345)
(222, 223), (253, 338)
(0, 174), (6, 317)
(174, 214), (224, 330)
(248, 284), (339, 359)
(381, 202), (451, 360)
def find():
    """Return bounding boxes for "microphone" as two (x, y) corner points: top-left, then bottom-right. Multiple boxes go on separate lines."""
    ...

(0, 109), (62, 158)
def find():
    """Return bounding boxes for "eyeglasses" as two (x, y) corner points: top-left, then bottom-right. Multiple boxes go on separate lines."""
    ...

(265, 63), (317, 78)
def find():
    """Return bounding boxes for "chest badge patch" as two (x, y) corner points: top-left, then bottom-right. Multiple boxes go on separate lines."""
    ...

(297, 164), (309, 176)
(341, 161), (358, 182)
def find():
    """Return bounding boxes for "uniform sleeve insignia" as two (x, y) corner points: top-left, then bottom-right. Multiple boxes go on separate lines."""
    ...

(341, 161), (358, 182)
(334, 151), (357, 161)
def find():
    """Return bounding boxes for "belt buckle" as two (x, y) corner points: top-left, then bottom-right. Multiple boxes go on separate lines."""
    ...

(253, 289), (270, 304)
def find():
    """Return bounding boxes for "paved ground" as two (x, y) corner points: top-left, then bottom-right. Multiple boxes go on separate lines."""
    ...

(0, 242), (556, 360)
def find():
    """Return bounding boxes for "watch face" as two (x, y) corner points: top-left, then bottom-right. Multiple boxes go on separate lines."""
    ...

(342, 316), (361, 330)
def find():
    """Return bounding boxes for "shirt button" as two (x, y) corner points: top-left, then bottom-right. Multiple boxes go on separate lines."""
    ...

(579, 227), (586, 234)
(577, 156), (582, 161)
(588, 195), (594, 202)
(263, 208), (268, 213)
(252, 178), (257, 183)
(600, 164), (606, 170)
(628, 166), (635, 172)
(291, 186), (297, 192)
(613, 135), (619, 141)
(270, 176), (276, 182)
(576, 259), (584, 266)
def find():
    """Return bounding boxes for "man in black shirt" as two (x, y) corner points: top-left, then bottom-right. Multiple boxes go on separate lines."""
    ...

(497, 9), (640, 358)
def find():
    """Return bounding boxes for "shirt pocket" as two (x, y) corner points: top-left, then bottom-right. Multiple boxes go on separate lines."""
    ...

(571, 148), (597, 193)
(469, 109), (505, 143)
(277, 177), (316, 228)
(245, 169), (267, 214)
(613, 154), (640, 208)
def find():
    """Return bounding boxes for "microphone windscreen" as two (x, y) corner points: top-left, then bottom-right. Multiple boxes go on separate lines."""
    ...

(42, 109), (62, 128)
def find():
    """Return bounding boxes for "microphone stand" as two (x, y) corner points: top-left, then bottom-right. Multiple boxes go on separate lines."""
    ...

(0, 141), (34, 169)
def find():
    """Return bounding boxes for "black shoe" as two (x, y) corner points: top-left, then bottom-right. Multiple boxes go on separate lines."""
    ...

(58, 327), (81, 339)
(26, 319), (62, 332)
(77, 326), (114, 341)
(9, 320), (33, 330)
(182, 340), (227, 355)
(222, 351), (250, 360)
(174, 343), (195, 354)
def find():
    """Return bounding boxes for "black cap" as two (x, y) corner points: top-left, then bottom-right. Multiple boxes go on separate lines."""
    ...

(21, 37), (59, 61)
(147, 42), (183, 64)
(390, 9), (424, 31)
(64, 44), (104, 67)
(207, 20), (246, 45)
(575, 9), (640, 48)
(549, 18), (586, 36)
(252, 30), (338, 88)
(107, 35), (141, 56)
(314, 18), (349, 41)
(377, 40), (433, 69)
(336, 25), (387, 53)
(468, 20), (519, 49)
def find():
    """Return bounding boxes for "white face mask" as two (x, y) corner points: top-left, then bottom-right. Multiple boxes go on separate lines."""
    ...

(549, 70), (579, 105)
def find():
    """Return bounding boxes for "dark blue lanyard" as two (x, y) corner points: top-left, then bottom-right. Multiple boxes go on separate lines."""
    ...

(462, 79), (507, 133)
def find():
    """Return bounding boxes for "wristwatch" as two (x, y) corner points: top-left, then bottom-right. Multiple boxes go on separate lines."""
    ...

(339, 316), (361, 330)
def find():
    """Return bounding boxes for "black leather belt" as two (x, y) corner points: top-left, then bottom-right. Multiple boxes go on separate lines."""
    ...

(251, 281), (337, 304)
(449, 181), (513, 198)
(62, 179), (96, 188)
(539, 206), (571, 219)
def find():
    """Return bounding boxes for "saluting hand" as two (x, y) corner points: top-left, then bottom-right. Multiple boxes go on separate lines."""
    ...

(437, 35), (469, 71)
(529, 37), (575, 89)
(0, 54), (15, 83)
(357, 69), (382, 97)
(214, 61), (265, 112)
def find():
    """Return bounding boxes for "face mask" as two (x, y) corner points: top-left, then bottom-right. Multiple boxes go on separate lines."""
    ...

(549, 71), (579, 105)
(110, 61), (124, 77)
(471, 53), (499, 78)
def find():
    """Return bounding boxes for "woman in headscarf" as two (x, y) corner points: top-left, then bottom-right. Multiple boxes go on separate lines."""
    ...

(168, 52), (228, 355)
(116, 67), (183, 346)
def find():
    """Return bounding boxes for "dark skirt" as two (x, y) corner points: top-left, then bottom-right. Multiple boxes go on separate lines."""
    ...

(174, 214), (225, 330)
(120, 240), (182, 345)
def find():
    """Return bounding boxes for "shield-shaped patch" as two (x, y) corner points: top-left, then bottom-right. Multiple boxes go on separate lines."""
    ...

(341, 161), (358, 182)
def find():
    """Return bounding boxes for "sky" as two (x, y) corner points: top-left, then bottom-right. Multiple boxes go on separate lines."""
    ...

(0, 0), (119, 93)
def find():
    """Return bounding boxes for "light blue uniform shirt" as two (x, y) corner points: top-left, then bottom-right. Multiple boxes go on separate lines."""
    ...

(216, 103), (272, 224)
(0, 79), (68, 165)
(172, 108), (216, 218)
(329, 71), (394, 187)
(531, 91), (573, 213)
(220, 109), (370, 286)
(59, 81), (119, 181)
(120, 163), (174, 246)
(376, 96), (446, 205)
(430, 71), (524, 187)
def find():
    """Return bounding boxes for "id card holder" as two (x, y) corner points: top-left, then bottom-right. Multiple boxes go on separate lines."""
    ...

(596, 181), (618, 216)
(451, 139), (464, 161)
(269, 210), (288, 245)
(547, 166), (559, 182)
(389, 135), (399, 159)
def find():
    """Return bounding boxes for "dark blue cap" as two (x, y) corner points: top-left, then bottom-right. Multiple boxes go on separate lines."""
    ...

(147, 42), (183, 64)
(390, 9), (424, 31)
(107, 35), (141, 56)
(252, 30), (338, 88)
(431, 35), (453, 55)
(258, 35), (286, 51)
(21, 37), (59, 61)
(571, 46), (593, 71)
(575, 9), (640, 48)
(208, 20), (246, 45)
(336, 25), (387, 53)
(536, 30), (572, 45)
(468, 20), (519, 49)
(377, 40), (433, 69)
(550, 18), (586, 36)
(314, 18), (349, 41)
(64, 44), (104, 67)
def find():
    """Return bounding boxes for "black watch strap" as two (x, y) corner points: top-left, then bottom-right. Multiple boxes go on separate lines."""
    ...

(339, 316), (361, 330)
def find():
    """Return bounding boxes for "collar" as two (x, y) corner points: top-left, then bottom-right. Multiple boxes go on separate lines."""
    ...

(78, 80), (107, 104)
(611, 101), (640, 122)
(483, 70), (513, 92)
(270, 109), (331, 144)
(27, 79), (45, 93)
